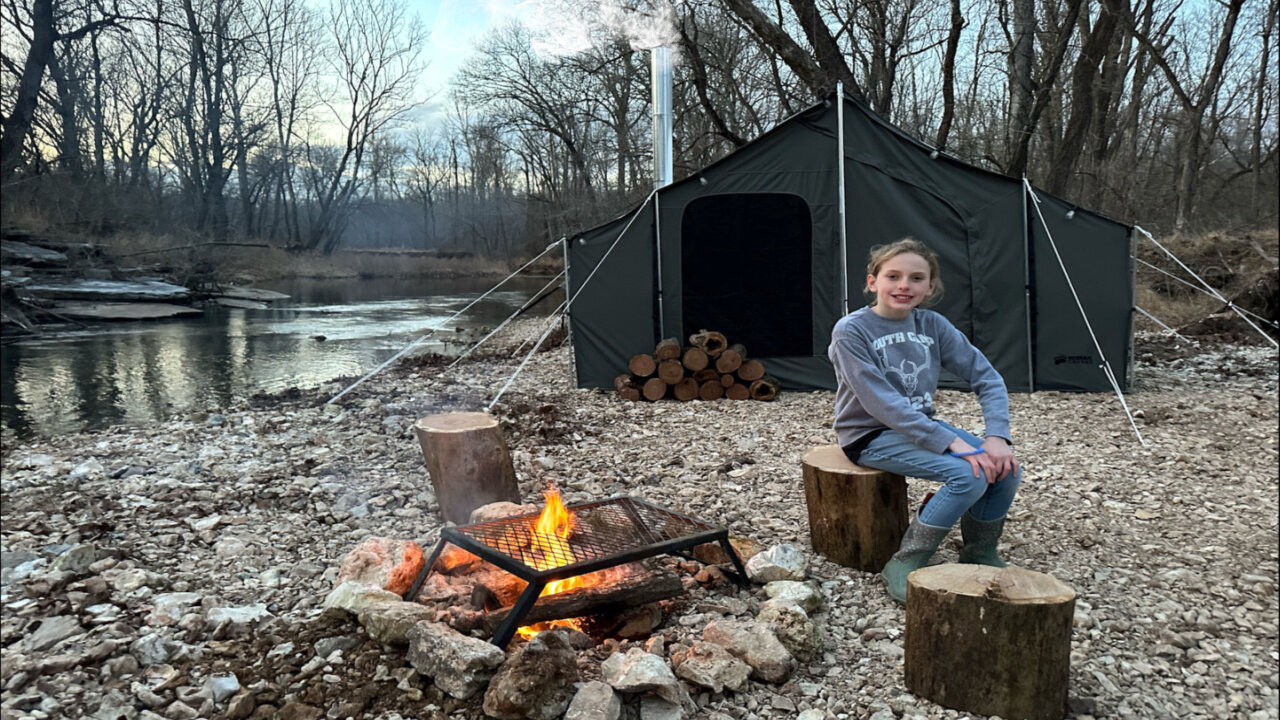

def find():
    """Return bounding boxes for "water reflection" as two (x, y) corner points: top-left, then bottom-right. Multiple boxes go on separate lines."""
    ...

(1, 276), (554, 437)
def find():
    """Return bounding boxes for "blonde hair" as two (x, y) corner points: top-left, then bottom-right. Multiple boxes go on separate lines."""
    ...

(865, 238), (944, 307)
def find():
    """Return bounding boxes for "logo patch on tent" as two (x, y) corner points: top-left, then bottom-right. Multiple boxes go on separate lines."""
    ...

(1053, 354), (1094, 365)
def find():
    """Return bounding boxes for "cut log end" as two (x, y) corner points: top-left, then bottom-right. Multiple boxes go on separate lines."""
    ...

(629, 353), (657, 378)
(654, 338), (681, 361)
(698, 381), (725, 401)
(682, 347), (709, 372)
(748, 375), (780, 401)
(658, 359), (685, 384)
(737, 359), (765, 382)
(688, 330), (728, 357)
(673, 377), (699, 402)
(414, 411), (499, 434)
(642, 377), (668, 401)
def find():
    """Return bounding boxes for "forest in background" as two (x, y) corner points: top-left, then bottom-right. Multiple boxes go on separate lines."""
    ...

(1, 0), (1276, 259)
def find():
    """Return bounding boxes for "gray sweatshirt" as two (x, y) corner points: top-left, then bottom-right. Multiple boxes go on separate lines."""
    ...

(828, 307), (1011, 453)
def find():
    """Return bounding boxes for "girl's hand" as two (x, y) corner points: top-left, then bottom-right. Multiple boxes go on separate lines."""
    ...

(947, 437), (999, 483)
(981, 436), (1019, 482)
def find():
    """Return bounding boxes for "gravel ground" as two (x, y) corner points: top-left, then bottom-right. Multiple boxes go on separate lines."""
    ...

(1, 321), (1277, 720)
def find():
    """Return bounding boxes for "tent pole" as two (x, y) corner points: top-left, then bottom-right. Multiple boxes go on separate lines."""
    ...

(1021, 175), (1035, 391)
(836, 82), (850, 315)
(654, 194), (665, 340)
(1126, 227), (1137, 389)
(561, 235), (576, 385)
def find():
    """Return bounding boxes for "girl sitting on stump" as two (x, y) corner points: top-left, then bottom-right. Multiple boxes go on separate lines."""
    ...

(828, 238), (1022, 604)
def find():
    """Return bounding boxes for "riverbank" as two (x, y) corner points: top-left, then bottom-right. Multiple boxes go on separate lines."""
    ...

(2, 320), (1276, 720)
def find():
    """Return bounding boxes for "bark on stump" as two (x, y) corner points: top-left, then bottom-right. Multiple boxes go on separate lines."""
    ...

(800, 445), (907, 572)
(905, 564), (1076, 720)
(414, 412), (520, 525)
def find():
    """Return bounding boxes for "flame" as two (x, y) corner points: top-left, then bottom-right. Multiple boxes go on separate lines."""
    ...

(516, 485), (597, 639)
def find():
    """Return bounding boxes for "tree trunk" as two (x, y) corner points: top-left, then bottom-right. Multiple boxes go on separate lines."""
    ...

(0, 0), (56, 182)
(1006, 0), (1035, 177)
(413, 412), (520, 524)
(905, 565), (1076, 720)
(801, 445), (907, 571)
(934, 0), (964, 149)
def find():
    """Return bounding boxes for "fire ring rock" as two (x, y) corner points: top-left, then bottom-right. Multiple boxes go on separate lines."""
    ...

(757, 598), (824, 661)
(334, 537), (425, 596)
(482, 630), (580, 720)
(406, 622), (505, 699)
(744, 543), (808, 583)
(702, 618), (795, 683)
(600, 647), (685, 705)
(671, 640), (752, 693)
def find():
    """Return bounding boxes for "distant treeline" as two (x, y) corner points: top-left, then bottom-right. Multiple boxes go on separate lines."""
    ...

(1, 0), (1276, 257)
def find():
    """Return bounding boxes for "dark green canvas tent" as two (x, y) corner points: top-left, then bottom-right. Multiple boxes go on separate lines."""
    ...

(566, 91), (1134, 393)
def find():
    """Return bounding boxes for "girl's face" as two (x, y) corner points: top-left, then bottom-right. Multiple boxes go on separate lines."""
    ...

(867, 252), (934, 319)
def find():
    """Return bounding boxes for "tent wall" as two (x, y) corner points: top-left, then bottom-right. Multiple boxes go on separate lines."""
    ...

(1028, 194), (1133, 391)
(567, 93), (1132, 394)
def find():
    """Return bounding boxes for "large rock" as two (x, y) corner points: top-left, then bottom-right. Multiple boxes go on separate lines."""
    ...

(148, 593), (203, 626)
(757, 598), (823, 661)
(358, 602), (438, 645)
(23, 615), (83, 652)
(469, 501), (539, 524)
(763, 580), (822, 613)
(702, 618), (795, 683)
(322, 581), (402, 614)
(744, 543), (807, 583)
(482, 631), (580, 720)
(671, 641), (752, 693)
(334, 537), (425, 596)
(600, 648), (685, 705)
(564, 681), (622, 720)
(405, 622), (505, 699)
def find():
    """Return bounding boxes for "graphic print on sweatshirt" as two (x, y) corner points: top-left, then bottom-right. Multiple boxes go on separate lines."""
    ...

(871, 330), (936, 407)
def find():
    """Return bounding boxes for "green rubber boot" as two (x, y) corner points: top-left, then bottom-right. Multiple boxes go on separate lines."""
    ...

(957, 513), (1008, 567)
(880, 518), (950, 605)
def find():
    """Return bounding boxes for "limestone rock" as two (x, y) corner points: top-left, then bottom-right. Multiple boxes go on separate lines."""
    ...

(757, 598), (823, 661)
(671, 641), (752, 693)
(763, 580), (822, 613)
(564, 681), (622, 720)
(469, 501), (539, 523)
(358, 601), (438, 645)
(322, 581), (402, 613)
(405, 622), (505, 699)
(600, 647), (684, 705)
(702, 618), (795, 683)
(24, 615), (84, 652)
(482, 630), (580, 720)
(744, 543), (807, 583)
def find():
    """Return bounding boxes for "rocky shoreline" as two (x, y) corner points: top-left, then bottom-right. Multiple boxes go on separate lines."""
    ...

(1, 323), (1277, 720)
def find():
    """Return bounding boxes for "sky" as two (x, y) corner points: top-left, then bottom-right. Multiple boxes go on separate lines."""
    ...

(411, 0), (522, 91)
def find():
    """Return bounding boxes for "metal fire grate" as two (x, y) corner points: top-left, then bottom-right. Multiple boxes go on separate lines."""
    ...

(405, 496), (748, 648)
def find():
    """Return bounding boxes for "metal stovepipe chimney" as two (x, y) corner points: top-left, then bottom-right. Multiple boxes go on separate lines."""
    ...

(651, 46), (673, 189)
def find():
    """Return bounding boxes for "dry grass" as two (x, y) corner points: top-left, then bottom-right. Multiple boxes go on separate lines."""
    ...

(1134, 227), (1278, 334)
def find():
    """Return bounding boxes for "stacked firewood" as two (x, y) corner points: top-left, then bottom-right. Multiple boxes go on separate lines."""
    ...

(614, 330), (781, 402)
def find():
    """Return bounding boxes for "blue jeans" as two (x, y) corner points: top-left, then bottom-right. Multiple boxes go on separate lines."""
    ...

(856, 420), (1020, 527)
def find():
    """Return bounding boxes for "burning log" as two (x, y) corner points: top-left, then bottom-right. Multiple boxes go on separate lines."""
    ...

(479, 566), (683, 635)
(414, 412), (521, 525)
(628, 353), (657, 378)
(614, 331), (779, 403)
(748, 375), (781, 401)
(654, 337), (682, 361)
(614, 375), (642, 402)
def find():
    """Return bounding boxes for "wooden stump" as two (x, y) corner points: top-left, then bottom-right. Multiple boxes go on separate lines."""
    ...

(905, 565), (1076, 720)
(414, 412), (520, 525)
(800, 445), (907, 572)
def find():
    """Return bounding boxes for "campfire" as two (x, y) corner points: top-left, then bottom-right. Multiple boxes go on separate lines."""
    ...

(404, 487), (749, 647)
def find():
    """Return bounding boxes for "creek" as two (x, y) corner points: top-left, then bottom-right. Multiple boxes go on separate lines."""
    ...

(1, 276), (557, 438)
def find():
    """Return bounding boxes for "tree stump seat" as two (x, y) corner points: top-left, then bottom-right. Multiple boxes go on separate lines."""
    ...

(801, 444), (908, 572)
(414, 412), (520, 525)
(905, 564), (1076, 720)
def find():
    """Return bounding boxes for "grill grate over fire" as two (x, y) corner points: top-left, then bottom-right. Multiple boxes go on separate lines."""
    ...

(405, 496), (748, 648)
